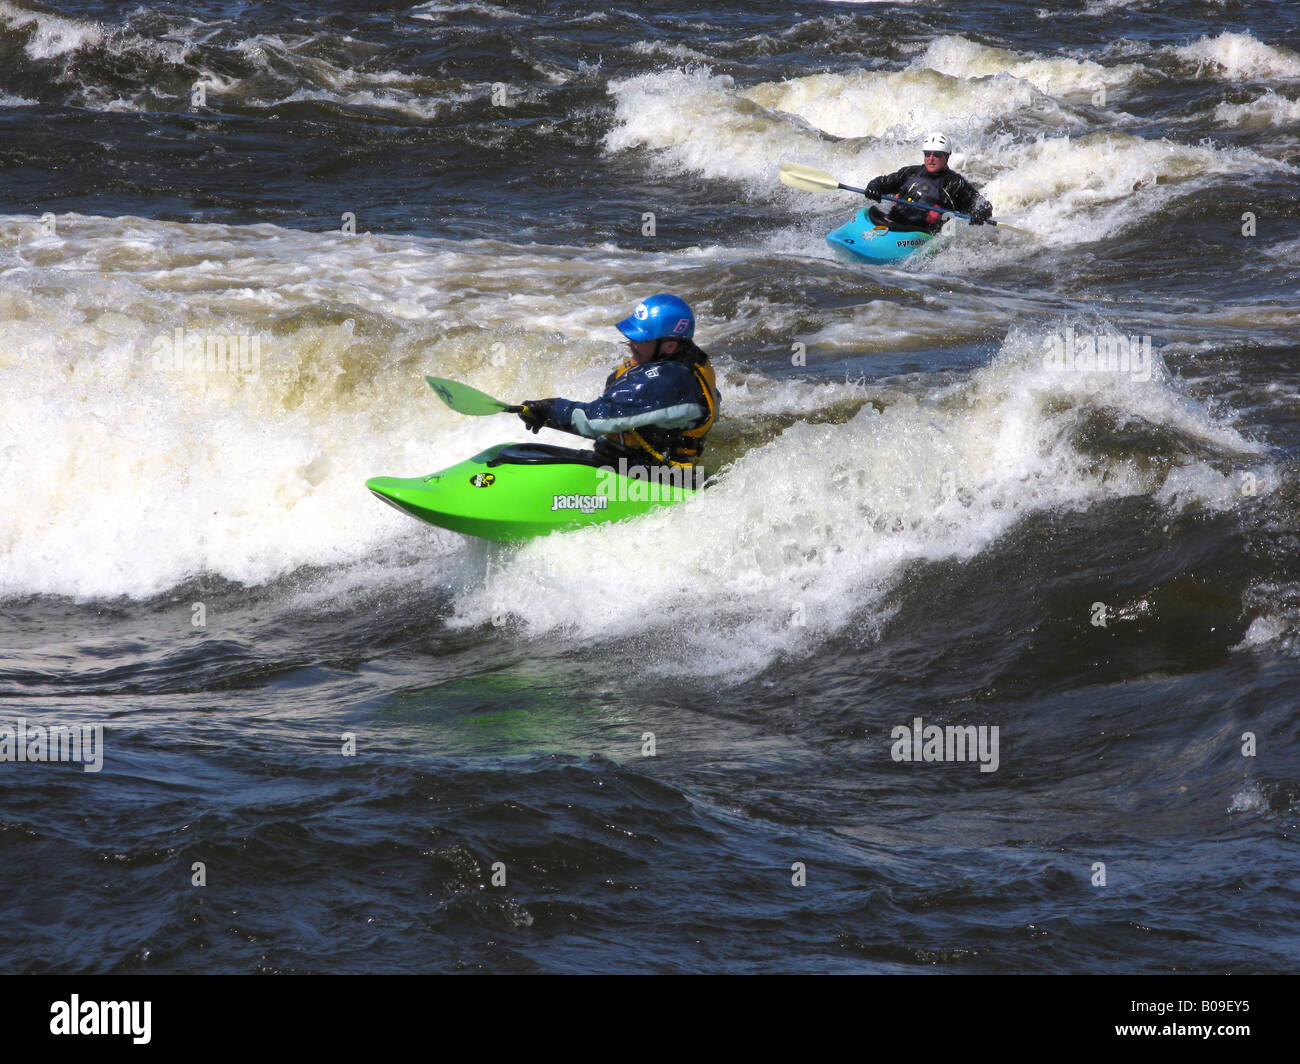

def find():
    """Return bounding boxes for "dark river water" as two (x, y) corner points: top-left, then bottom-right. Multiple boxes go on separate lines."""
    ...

(2, 0), (1298, 976)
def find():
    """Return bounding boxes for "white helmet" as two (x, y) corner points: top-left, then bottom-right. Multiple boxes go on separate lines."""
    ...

(921, 132), (951, 154)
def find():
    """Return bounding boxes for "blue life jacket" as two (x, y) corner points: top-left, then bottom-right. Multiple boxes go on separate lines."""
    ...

(549, 352), (718, 467)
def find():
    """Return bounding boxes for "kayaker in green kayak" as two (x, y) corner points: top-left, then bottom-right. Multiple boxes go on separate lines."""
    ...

(516, 294), (720, 473)
(863, 132), (993, 233)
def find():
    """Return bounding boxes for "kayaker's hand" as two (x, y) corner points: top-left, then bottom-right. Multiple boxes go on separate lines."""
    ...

(519, 399), (554, 434)
(864, 177), (883, 202)
(970, 202), (992, 225)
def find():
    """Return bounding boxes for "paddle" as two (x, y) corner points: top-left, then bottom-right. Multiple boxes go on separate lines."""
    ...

(425, 375), (522, 415)
(780, 160), (870, 197)
(778, 161), (1037, 237)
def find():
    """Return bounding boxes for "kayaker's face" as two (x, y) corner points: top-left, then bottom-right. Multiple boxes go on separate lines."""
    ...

(627, 338), (677, 365)
(923, 151), (949, 174)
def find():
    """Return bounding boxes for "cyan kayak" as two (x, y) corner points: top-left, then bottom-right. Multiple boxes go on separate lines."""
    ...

(367, 442), (698, 542)
(826, 208), (934, 264)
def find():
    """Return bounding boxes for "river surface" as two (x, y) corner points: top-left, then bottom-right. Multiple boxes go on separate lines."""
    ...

(2, 0), (1298, 974)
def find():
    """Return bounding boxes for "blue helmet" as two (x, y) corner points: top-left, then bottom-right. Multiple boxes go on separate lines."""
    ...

(616, 294), (695, 343)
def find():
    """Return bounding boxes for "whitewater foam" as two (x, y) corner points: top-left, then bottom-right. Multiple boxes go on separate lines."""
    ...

(1167, 31), (1300, 81)
(0, 1), (106, 60)
(1214, 90), (1300, 130)
(912, 35), (1140, 98)
(447, 323), (1267, 679)
(0, 214), (777, 600)
(604, 58), (1286, 259)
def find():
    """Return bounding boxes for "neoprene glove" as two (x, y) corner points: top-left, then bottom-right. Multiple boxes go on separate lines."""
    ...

(864, 177), (884, 201)
(970, 201), (992, 225)
(519, 399), (555, 434)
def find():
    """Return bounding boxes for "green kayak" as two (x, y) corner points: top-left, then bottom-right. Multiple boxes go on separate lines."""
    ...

(366, 442), (698, 542)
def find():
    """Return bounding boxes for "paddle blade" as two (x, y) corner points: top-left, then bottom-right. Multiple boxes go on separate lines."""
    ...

(425, 376), (513, 416)
(779, 161), (843, 193)
(989, 220), (1039, 238)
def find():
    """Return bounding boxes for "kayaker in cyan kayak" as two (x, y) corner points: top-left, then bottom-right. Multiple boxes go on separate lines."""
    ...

(864, 132), (993, 233)
(517, 294), (719, 472)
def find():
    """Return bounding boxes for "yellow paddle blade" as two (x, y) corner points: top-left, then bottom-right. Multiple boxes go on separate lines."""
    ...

(991, 220), (1039, 238)
(778, 161), (843, 193)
